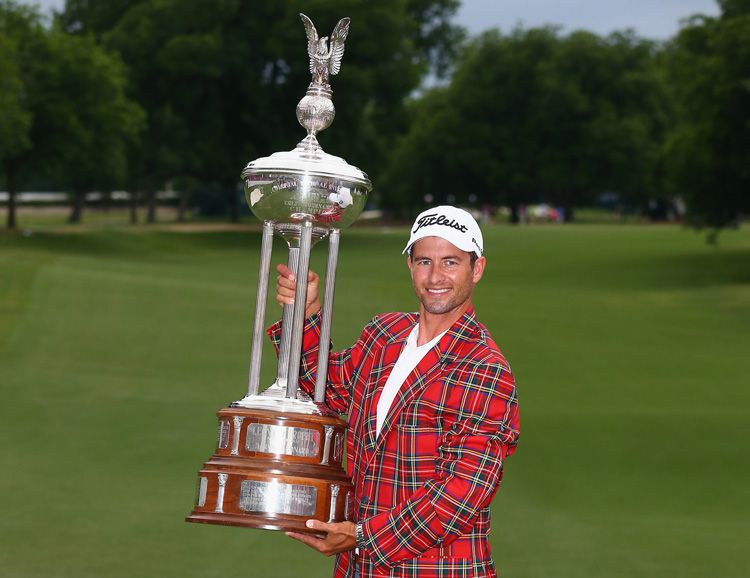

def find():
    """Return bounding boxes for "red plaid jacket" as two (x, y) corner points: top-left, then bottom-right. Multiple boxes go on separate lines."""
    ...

(269, 307), (520, 578)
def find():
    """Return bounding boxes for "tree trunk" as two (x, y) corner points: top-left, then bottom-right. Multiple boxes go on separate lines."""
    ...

(4, 161), (17, 230)
(146, 188), (157, 223)
(68, 190), (85, 223)
(129, 190), (139, 224)
(102, 190), (112, 213)
(227, 187), (239, 223)
(509, 203), (520, 224)
(178, 189), (189, 222)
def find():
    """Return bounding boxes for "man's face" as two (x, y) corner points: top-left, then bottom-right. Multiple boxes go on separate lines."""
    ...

(408, 236), (486, 316)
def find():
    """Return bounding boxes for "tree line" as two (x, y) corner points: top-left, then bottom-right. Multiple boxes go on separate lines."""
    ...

(1, 0), (747, 235)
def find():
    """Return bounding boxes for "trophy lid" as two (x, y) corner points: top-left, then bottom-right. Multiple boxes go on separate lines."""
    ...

(243, 136), (371, 188)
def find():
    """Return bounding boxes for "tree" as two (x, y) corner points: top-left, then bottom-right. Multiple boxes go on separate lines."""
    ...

(382, 27), (670, 219)
(0, 1), (143, 228)
(534, 30), (670, 218)
(37, 32), (145, 223)
(664, 1), (750, 237)
(381, 28), (560, 217)
(0, 1), (42, 231)
(0, 32), (32, 230)
(59, 0), (463, 221)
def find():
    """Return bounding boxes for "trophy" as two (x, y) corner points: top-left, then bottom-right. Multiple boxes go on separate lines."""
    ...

(186, 14), (371, 534)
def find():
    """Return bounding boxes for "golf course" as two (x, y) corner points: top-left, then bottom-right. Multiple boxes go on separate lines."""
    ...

(1, 217), (748, 577)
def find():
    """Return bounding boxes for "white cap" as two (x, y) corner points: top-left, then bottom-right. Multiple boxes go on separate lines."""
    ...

(402, 205), (483, 257)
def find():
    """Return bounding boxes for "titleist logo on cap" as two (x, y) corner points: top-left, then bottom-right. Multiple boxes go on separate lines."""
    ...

(413, 213), (468, 234)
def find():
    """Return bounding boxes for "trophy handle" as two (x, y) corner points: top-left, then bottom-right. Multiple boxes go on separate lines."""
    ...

(286, 220), (315, 397)
(315, 228), (340, 402)
(275, 245), (299, 392)
(246, 221), (275, 397)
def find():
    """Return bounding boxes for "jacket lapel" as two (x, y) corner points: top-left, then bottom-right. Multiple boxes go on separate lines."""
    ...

(366, 308), (479, 461)
(361, 321), (415, 453)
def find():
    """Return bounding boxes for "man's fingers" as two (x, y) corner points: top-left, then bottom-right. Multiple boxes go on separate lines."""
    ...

(276, 276), (296, 306)
(305, 519), (334, 533)
(277, 274), (296, 290)
(274, 263), (320, 315)
(286, 530), (319, 543)
(276, 263), (297, 307)
(286, 531), (327, 550)
(276, 263), (294, 280)
(275, 267), (317, 292)
(287, 521), (355, 557)
(276, 263), (317, 284)
(276, 276), (295, 297)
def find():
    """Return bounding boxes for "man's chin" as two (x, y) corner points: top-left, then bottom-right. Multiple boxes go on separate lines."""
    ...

(422, 300), (456, 315)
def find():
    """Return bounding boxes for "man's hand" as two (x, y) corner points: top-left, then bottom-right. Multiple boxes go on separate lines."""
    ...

(286, 520), (357, 556)
(275, 263), (321, 319)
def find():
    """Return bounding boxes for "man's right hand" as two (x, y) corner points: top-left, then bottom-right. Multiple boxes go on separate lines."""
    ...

(275, 263), (321, 319)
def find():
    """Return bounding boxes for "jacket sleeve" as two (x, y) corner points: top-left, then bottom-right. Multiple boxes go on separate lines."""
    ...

(267, 314), (378, 415)
(358, 360), (520, 567)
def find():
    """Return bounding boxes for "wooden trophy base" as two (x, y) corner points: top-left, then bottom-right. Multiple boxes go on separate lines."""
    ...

(186, 404), (352, 534)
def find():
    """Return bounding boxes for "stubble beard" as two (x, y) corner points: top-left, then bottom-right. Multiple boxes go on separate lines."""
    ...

(417, 284), (473, 315)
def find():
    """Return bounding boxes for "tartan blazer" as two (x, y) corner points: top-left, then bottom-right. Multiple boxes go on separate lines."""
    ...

(269, 307), (520, 578)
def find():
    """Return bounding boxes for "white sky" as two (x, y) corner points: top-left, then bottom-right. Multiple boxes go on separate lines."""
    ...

(32, 0), (721, 39)
(457, 0), (720, 39)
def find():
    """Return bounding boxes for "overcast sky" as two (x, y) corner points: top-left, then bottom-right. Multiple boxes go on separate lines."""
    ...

(457, 0), (720, 39)
(33, 0), (720, 39)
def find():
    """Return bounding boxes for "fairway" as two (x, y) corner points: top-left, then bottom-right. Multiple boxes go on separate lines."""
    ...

(1, 222), (748, 578)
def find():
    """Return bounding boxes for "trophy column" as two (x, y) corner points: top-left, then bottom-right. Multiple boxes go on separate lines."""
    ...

(186, 12), (370, 534)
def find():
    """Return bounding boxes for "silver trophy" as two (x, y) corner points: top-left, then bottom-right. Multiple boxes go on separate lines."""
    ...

(187, 14), (370, 533)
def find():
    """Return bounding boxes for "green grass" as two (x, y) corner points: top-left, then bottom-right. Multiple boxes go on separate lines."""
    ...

(1, 222), (749, 578)
(1, 205), (182, 229)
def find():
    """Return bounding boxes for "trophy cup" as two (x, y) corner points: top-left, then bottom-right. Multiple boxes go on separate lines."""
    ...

(186, 14), (371, 534)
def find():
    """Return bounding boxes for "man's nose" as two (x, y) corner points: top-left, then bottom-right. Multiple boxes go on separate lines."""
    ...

(428, 264), (444, 284)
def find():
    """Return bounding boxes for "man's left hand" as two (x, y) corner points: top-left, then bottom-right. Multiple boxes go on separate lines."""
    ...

(286, 520), (357, 556)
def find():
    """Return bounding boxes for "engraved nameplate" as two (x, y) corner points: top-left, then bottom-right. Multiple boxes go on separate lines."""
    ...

(239, 480), (317, 517)
(217, 420), (230, 449)
(245, 423), (320, 458)
(197, 476), (208, 507)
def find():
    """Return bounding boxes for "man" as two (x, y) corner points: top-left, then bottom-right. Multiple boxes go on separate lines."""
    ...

(270, 206), (520, 578)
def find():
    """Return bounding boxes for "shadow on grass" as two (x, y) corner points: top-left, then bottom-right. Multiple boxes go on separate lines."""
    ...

(485, 244), (750, 292)
(3, 227), (749, 291)
(576, 249), (750, 291)
(0, 229), (265, 261)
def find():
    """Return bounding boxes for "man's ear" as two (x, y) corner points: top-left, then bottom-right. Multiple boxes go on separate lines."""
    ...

(472, 256), (486, 284)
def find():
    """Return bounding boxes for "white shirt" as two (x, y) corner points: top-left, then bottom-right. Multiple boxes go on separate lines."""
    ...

(375, 324), (447, 437)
